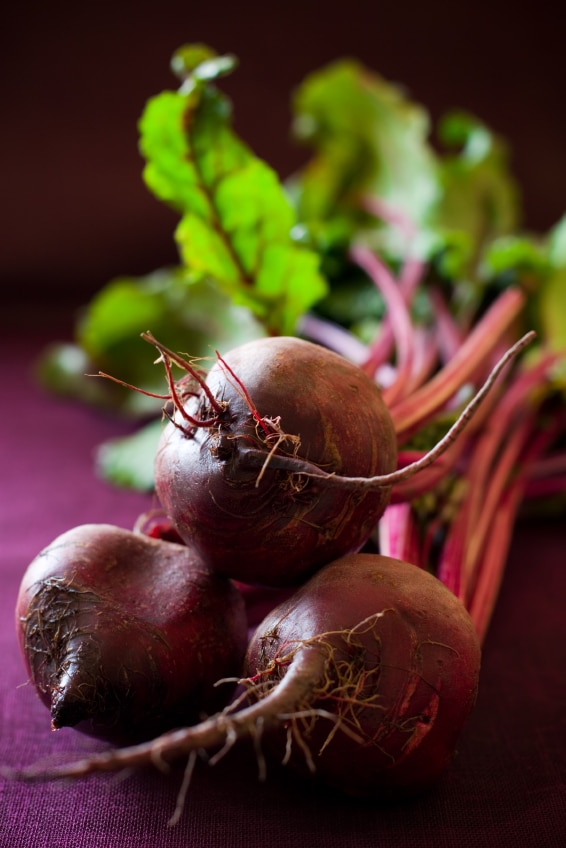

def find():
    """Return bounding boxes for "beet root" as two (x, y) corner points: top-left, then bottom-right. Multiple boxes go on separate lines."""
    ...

(15, 524), (248, 742)
(242, 553), (481, 797)
(154, 336), (398, 586)
(20, 554), (480, 801)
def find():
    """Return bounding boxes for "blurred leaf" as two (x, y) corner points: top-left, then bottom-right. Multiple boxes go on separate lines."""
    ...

(482, 234), (547, 277)
(547, 215), (566, 267)
(35, 343), (131, 411)
(95, 419), (164, 491)
(39, 268), (267, 416)
(539, 217), (566, 351)
(291, 59), (439, 252)
(435, 112), (521, 269)
(538, 267), (566, 352)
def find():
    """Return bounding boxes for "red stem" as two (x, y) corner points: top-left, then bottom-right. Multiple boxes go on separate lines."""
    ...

(461, 414), (534, 603)
(377, 503), (422, 565)
(462, 352), (560, 538)
(427, 287), (465, 363)
(464, 400), (561, 639)
(389, 287), (526, 439)
(467, 482), (525, 643)
(435, 492), (471, 599)
(350, 244), (416, 405)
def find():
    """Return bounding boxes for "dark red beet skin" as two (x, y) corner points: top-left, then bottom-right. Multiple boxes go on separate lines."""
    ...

(154, 337), (398, 586)
(244, 554), (482, 798)
(15, 524), (248, 742)
(25, 554), (481, 798)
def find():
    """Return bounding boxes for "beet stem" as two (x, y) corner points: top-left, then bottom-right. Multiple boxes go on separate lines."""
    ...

(390, 286), (526, 438)
(237, 332), (535, 491)
(350, 244), (416, 405)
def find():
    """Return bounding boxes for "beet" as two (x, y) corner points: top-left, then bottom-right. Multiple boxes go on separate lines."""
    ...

(23, 555), (480, 803)
(154, 336), (398, 586)
(242, 553), (481, 798)
(15, 524), (248, 742)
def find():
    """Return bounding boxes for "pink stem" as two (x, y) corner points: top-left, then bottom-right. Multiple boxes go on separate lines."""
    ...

(360, 196), (418, 243)
(436, 488), (472, 599)
(427, 287), (465, 363)
(298, 313), (368, 364)
(395, 326), (439, 400)
(350, 244), (416, 405)
(467, 482), (525, 643)
(389, 286), (526, 440)
(461, 415), (534, 602)
(377, 503), (421, 565)
(462, 352), (560, 537)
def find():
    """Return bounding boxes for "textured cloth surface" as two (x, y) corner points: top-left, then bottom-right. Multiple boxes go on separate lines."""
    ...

(1, 319), (565, 848)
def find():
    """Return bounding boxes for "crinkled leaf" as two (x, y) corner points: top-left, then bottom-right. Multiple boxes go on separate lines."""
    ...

(290, 65), (522, 296)
(95, 419), (164, 491)
(38, 268), (266, 416)
(435, 112), (521, 267)
(139, 47), (327, 333)
(291, 59), (439, 252)
(477, 225), (566, 353)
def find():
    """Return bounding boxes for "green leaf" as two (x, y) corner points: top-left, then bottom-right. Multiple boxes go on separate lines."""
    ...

(170, 43), (236, 85)
(37, 268), (266, 415)
(138, 47), (327, 333)
(547, 215), (566, 267)
(291, 59), (440, 252)
(35, 343), (131, 411)
(435, 112), (521, 266)
(538, 267), (566, 352)
(95, 419), (164, 491)
(482, 234), (547, 278)
(290, 64), (523, 302)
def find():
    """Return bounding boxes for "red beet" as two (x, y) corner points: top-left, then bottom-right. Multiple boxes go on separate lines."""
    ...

(26, 555), (480, 802)
(154, 336), (398, 586)
(242, 553), (481, 798)
(15, 524), (248, 742)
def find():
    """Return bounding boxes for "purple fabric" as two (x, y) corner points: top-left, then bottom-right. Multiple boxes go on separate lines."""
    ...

(1, 317), (565, 847)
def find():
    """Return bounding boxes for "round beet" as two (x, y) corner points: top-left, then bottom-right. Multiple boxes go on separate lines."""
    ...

(243, 553), (481, 798)
(16, 524), (248, 742)
(154, 336), (397, 586)
(22, 555), (481, 802)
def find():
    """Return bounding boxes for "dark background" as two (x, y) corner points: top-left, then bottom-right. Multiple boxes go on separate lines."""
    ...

(2, 0), (564, 306)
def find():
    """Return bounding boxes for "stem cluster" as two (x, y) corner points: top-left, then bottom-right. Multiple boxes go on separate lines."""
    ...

(302, 203), (565, 643)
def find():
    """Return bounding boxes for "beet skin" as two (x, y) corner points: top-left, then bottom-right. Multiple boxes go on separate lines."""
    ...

(16, 523), (248, 742)
(154, 336), (397, 586)
(244, 553), (482, 798)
